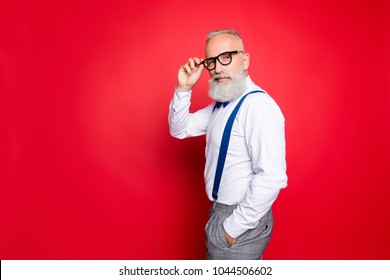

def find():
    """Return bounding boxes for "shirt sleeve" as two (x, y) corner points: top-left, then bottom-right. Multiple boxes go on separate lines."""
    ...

(223, 94), (288, 238)
(168, 88), (214, 139)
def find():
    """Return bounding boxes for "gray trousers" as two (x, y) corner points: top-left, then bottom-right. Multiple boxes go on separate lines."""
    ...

(205, 202), (274, 260)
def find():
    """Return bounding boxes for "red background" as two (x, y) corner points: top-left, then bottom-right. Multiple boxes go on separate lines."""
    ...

(1, 0), (389, 259)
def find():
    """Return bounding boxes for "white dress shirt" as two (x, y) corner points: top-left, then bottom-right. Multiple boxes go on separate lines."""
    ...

(169, 76), (287, 238)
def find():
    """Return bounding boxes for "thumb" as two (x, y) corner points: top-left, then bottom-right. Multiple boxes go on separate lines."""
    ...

(195, 63), (205, 76)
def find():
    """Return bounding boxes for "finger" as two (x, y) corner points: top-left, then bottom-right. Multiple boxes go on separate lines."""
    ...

(188, 58), (196, 69)
(194, 57), (202, 66)
(195, 63), (204, 76)
(182, 64), (192, 74)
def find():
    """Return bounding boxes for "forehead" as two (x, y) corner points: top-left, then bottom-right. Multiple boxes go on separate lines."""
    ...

(205, 34), (243, 58)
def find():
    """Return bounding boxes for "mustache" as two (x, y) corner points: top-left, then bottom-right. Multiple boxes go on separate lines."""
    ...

(211, 73), (232, 82)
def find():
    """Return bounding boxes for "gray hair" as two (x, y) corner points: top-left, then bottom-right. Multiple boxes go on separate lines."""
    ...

(206, 29), (243, 43)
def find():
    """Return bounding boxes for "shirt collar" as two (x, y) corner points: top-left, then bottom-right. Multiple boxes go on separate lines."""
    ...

(244, 75), (254, 93)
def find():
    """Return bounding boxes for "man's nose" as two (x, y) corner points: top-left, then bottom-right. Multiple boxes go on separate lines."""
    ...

(214, 60), (224, 74)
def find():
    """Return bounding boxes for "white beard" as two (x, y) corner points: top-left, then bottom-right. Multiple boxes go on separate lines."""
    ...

(208, 69), (247, 102)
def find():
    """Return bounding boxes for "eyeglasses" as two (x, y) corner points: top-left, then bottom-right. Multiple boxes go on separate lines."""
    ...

(200, 50), (244, 71)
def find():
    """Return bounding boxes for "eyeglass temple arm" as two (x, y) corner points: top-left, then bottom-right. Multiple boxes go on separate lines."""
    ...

(195, 60), (205, 67)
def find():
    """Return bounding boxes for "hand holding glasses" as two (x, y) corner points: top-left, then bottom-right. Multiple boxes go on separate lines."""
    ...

(176, 50), (244, 92)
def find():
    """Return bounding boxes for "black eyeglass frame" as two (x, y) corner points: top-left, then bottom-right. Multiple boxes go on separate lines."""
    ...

(200, 50), (244, 70)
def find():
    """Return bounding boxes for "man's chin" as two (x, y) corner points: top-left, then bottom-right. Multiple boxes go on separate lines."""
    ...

(209, 93), (230, 103)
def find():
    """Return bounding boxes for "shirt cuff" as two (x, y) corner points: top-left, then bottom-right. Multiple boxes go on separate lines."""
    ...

(222, 214), (251, 238)
(171, 88), (192, 112)
(175, 87), (192, 96)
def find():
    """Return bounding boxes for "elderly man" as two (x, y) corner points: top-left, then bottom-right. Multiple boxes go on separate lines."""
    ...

(168, 29), (287, 260)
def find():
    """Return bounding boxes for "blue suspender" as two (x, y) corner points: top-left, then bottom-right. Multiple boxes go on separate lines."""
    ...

(212, 90), (264, 201)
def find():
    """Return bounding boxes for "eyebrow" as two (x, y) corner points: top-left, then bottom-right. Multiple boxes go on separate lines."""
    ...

(206, 51), (230, 59)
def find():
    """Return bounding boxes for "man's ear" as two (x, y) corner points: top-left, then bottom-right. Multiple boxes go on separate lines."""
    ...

(243, 53), (250, 71)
